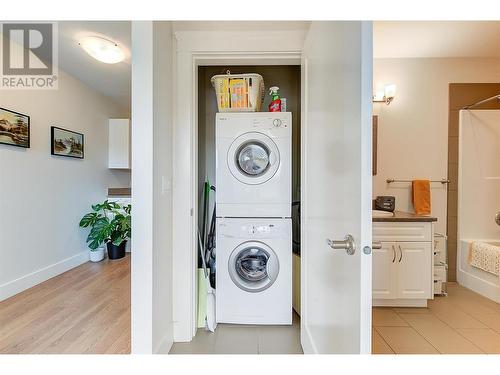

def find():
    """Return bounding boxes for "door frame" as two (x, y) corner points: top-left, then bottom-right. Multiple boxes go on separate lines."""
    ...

(172, 29), (306, 342)
(172, 27), (373, 352)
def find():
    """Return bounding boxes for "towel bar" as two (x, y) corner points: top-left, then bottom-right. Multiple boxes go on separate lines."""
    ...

(386, 178), (450, 184)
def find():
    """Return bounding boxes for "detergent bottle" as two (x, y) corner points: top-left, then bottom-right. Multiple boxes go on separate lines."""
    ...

(268, 86), (281, 112)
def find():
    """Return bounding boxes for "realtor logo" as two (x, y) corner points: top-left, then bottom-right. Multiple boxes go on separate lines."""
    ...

(1, 22), (58, 89)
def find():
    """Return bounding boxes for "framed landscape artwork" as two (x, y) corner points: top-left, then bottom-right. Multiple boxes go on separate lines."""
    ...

(0, 107), (30, 148)
(51, 126), (84, 159)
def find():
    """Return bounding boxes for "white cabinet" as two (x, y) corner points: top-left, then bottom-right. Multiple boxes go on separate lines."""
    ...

(397, 242), (432, 299)
(373, 221), (434, 307)
(372, 242), (397, 299)
(108, 119), (130, 169)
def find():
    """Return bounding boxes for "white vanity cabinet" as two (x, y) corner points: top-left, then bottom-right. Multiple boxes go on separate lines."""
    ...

(373, 219), (434, 307)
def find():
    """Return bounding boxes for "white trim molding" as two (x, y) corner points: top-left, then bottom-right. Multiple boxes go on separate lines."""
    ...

(0, 250), (89, 302)
(172, 28), (305, 342)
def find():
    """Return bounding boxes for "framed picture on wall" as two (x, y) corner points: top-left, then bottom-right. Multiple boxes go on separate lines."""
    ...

(51, 126), (84, 159)
(0, 107), (30, 148)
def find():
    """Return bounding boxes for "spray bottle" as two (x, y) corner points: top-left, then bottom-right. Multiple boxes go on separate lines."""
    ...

(268, 86), (281, 112)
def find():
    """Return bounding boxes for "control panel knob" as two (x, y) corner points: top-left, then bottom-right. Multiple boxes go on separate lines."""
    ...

(273, 118), (282, 127)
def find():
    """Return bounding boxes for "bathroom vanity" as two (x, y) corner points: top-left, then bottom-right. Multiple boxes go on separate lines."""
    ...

(372, 211), (437, 307)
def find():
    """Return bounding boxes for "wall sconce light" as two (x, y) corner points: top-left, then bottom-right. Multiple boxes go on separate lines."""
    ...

(373, 84), (397, 105)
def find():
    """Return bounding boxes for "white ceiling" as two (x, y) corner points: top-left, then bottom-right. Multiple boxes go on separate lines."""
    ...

(56, 21), (500, 110)
(58, 21), (131, 109)
(172, 21), (311, 32)
(374, 21), (500, 58)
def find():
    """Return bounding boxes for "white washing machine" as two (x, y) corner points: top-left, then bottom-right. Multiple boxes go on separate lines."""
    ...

(216, 217), (292, 325)
(216, 112), (292, 218)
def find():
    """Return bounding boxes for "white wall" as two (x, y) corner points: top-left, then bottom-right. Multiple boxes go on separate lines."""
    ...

(373, 58), (500, 234)
(131, 21), (174, 354)
(0, 69), (129, 301)
(152, 21), (174, 354)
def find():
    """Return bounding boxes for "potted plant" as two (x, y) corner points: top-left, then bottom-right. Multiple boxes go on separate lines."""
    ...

(89, 246), (105, 262)
(79, 200), (131, 261)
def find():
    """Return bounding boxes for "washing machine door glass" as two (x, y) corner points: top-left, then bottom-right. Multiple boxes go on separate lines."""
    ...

(227, 132), (280, 185)
(235, 247), (269, 281)
(237, 142), (270, 176)
(229, 241), (279, 293)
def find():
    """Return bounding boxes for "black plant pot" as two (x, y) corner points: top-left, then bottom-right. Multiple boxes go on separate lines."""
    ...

(107, 241), (126, 260)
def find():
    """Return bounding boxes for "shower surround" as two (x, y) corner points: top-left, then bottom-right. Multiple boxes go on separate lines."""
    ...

(458, 109), (500, 302)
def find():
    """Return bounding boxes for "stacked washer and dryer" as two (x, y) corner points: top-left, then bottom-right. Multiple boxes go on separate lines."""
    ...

(216, 112), (293, 325)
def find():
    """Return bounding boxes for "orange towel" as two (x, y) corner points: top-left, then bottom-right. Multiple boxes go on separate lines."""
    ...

(412, 180), (431, 215)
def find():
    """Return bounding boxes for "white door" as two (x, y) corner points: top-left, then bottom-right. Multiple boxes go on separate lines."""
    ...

(396, 242), (432, 299)
(372, 242), (397, 300)
(301, 21), (373, 354)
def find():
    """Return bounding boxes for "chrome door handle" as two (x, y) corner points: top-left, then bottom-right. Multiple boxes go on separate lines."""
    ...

(398, 245), (403, 263)
(372, 241), (382, 250)
(391, 245), (396, 263)
(327, 234), (356, 255)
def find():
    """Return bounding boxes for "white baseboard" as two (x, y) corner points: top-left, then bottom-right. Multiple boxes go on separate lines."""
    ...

(457, 268), (500, 303)
(301, 323), (316, 354)
(0, 250), (89, 302)
(373, 299), (428, 307)
(154, 332), (173, 354)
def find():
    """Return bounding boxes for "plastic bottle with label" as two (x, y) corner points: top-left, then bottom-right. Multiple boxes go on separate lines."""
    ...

(268, 86), (281, 112)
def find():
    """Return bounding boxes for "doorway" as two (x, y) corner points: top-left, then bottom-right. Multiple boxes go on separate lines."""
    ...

(171, 64), (302, 354)
(170, 22), (373, 354)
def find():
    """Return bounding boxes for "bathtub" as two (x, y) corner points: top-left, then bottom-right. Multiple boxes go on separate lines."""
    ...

(457, 239), (500, 303)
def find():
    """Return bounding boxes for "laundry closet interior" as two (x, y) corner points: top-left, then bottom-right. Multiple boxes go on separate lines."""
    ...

(187, 65), (302, 353)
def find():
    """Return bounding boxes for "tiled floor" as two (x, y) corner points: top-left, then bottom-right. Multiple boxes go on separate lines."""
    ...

(172, 282), (500, 354)
(373, 282), (500, 354)
(169, 312), (302, 354)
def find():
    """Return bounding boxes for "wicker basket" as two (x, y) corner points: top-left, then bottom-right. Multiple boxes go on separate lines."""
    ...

(211, 72), (265, 112)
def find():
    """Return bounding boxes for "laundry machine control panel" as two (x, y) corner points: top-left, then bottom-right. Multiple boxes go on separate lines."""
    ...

(218, 219), (288, 239)
(243, 224), (272, 235)
(216, 113), (291, 143)
(252, 117), (288, 131)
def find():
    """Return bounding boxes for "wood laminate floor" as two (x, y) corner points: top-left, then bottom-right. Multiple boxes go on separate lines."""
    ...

(0, 255), (130, 354)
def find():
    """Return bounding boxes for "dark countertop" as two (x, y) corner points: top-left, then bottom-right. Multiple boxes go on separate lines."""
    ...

(373, 210), (437, 222)
(108, 187), (131, 197)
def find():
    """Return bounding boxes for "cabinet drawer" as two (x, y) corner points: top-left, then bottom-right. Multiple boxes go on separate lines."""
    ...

(434, 264), (446, 281)
(373, 222), (432, 242)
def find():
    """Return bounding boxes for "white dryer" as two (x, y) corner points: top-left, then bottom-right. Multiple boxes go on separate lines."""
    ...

(216, 112), (292, 218)
(216, 217), (292, 325)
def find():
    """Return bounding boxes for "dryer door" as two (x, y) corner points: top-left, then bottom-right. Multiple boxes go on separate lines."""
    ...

(227, 132), (280, 185)
(228, 241), (280, 293)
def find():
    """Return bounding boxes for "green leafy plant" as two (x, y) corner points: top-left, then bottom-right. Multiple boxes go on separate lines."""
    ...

(79, 200), (131, 250)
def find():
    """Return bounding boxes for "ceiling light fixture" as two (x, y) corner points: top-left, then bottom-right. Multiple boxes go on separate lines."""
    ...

(78, 36), (125, 64)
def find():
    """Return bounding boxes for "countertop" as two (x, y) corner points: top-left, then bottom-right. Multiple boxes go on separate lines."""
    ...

(107, 187), (131, 198)
(373, 211), (437, 222)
